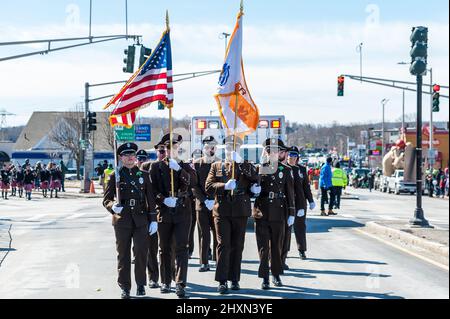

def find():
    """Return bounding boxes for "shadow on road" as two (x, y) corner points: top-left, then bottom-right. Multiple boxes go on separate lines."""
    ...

(305, 217), (364, 234)
(184, 282), (403, 299)
(305, 258), (387, 265)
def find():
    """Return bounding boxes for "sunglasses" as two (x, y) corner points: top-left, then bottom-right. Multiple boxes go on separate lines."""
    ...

(288, 152), (299, 158)
(158, 149), (167, 154)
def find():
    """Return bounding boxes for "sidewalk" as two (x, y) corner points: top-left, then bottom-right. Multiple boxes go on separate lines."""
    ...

(61, 180), (104, 199)
(359, 220), (449, 269)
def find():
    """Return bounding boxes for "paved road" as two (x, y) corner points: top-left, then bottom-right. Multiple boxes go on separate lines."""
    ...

(0, 195), (448, 299)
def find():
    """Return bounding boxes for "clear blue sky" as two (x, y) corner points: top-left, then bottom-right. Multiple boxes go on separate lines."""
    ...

(1, 0), (448, 27)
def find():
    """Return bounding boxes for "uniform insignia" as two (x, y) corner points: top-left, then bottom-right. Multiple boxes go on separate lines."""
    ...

(139, 177), (144, 184)
(279, 172), (283, 179)
(127, 143), (130, 147)
(299, 171), (304, 178)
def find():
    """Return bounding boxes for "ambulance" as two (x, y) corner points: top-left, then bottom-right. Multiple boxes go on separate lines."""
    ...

(190, 115), (286, 164)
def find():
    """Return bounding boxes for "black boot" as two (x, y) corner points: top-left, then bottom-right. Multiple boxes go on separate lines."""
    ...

(120, 289), (130, 299)
(217, 281), (228, 295)
(136, 285), (146, 296)
(261, 279), (270, 290)
(272, 275), (283, 287)
(230, 281), (240, 291)
(175, 284), (186, 298)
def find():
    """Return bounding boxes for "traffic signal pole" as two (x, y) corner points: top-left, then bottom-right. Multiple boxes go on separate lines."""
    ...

(410, 74), (430, 227)
(428, 68), (433, 170)
(81, 82), (91, 193)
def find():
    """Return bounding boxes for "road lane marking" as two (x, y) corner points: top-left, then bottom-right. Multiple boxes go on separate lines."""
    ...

(65, 213), (87, 220)
(340, 214), (355, 219)
(378, 216), (402, 221)
(23, 214), (49, 221)
(355, 228), (449, 272)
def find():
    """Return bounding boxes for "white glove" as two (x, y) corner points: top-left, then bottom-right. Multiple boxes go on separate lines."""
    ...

(163, 197), (178, 208)
(204, 200), (215, 211)
(297, 209), (305, 217)
(251, 184), (261, 195)
(149, 222), (158, 236)
(232, 151), (243, 164)
(169, 159), (181, 171)
(309, 202), (316, 211)
(287, 216), (295, 227)
(112, 203), (123, 215)
(224, 179), (237, 190)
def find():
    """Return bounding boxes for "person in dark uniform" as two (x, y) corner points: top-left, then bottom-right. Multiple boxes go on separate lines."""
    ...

(103, 142), (158, 299)
(1, 164), (11, 200)
(138, 149), (160, 289)
(192, 136), (220, 272)
(49, 163), (62, 198)
(39, 164), (50, 198)
(205, 135), (259, 294)
(253, 138), (295, 289)
(23, 165), (36, 200)
(149, 133), (197, 298)
(287, 147), (315, 260)
(16, 166), (25, 198)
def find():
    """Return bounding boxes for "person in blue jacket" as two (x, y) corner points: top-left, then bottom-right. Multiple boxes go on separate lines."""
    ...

(319, 157), (336, 216)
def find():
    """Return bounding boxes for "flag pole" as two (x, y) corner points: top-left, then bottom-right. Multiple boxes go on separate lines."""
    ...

(113, 128), (121, 206)
(166, 10), (175, 198)
(231, 1), (244, 193)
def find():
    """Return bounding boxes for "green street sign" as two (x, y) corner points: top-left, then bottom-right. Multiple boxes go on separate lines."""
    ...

(115, 127), (136, 141)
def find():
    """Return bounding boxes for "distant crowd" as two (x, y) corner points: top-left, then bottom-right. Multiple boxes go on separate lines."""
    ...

(0, 159), (68, 200)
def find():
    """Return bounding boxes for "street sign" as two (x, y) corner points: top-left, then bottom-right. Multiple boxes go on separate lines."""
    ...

(135, 124), (151, 142)
(348, 142), (356, 147)
(115, 127), (135, 141)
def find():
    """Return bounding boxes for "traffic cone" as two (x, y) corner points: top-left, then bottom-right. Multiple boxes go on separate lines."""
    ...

(89, 180), (96, 194)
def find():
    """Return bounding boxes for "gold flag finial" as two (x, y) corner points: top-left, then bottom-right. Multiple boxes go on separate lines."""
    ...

(166, 10), (170, 31)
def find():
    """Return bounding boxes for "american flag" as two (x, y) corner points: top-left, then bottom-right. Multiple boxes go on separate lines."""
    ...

(109, 31), (173, 128)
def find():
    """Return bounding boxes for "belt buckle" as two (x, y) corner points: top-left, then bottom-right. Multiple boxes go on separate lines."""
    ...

(129, 199), (136, 207)
(268, 192), (275, 199)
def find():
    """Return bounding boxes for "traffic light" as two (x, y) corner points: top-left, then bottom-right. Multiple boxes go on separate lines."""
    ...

(87, 111), (97, 132)
(409, 26), (428, 76)
(139, 46), (152, 68)
(123, 45), (135, 73)
(337, 75), (345, 96)
(432, 84), (440, 112)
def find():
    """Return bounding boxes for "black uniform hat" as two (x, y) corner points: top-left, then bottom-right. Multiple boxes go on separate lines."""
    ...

(136, 149), (148, 161)
(288, 146), (300, 155)
(202, 136), (217, 145)
(117, 142), (138, 156)
(156, 133), (183, 148)
(223, 135), (243, 146)
(263, 138), (287, 151)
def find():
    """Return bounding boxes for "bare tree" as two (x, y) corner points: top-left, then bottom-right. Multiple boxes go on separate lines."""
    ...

(49, 106), (83, 179)
(100, 114), (115, 151)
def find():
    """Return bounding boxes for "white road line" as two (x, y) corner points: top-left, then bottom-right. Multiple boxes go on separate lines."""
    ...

(378, 215), (402, 221)
(340, 214), (355, 219)
(65, 213), (87, 220)
(23, 214), (49, 221)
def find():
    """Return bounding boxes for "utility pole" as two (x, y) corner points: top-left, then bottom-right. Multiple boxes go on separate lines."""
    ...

(356, 43), (363, 83)
(81, 82), (90, 193)
(381, 99), (389, 159)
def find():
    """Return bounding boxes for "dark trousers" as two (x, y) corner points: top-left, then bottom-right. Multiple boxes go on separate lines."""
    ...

(214, 216), (247, 283)
(114, 225), (149, 291)
(197, 207), (217, 265)
(281, 223), (292, 266)
(147, 233), (159, 282)
(294, 214), (307, 252)
(188, 200), (197, 256)
(332, 186), (342, 209)
(321, 187), (335, 210)
(255, 219), (285, 279)
(158, 217), (191, 286)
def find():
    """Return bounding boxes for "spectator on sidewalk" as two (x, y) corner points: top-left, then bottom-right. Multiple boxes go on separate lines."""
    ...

(368, 170), (375, 192)
(103, 164), (114, 194)
(95, 163), (105, 188)
(59, 160), (68, 192)
(319, 157), (335, 216)
(331, 162), (347, 210)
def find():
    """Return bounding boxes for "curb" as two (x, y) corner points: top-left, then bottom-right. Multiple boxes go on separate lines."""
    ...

(364, 221), (449, 258)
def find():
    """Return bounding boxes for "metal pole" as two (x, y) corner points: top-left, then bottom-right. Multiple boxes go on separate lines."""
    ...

(410, 75), (430, 227)
(382, 101), (385, 159)
(402, 89), (405, 130)
(82, 82), (90, 193)
(125, 0), (128, 38)
(429, 68), (433, 169)
(89, 0), (92, 40)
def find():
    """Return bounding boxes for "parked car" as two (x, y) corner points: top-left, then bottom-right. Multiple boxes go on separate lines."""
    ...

(65, 168), (79, 180)
(387, 169), (416, 195)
